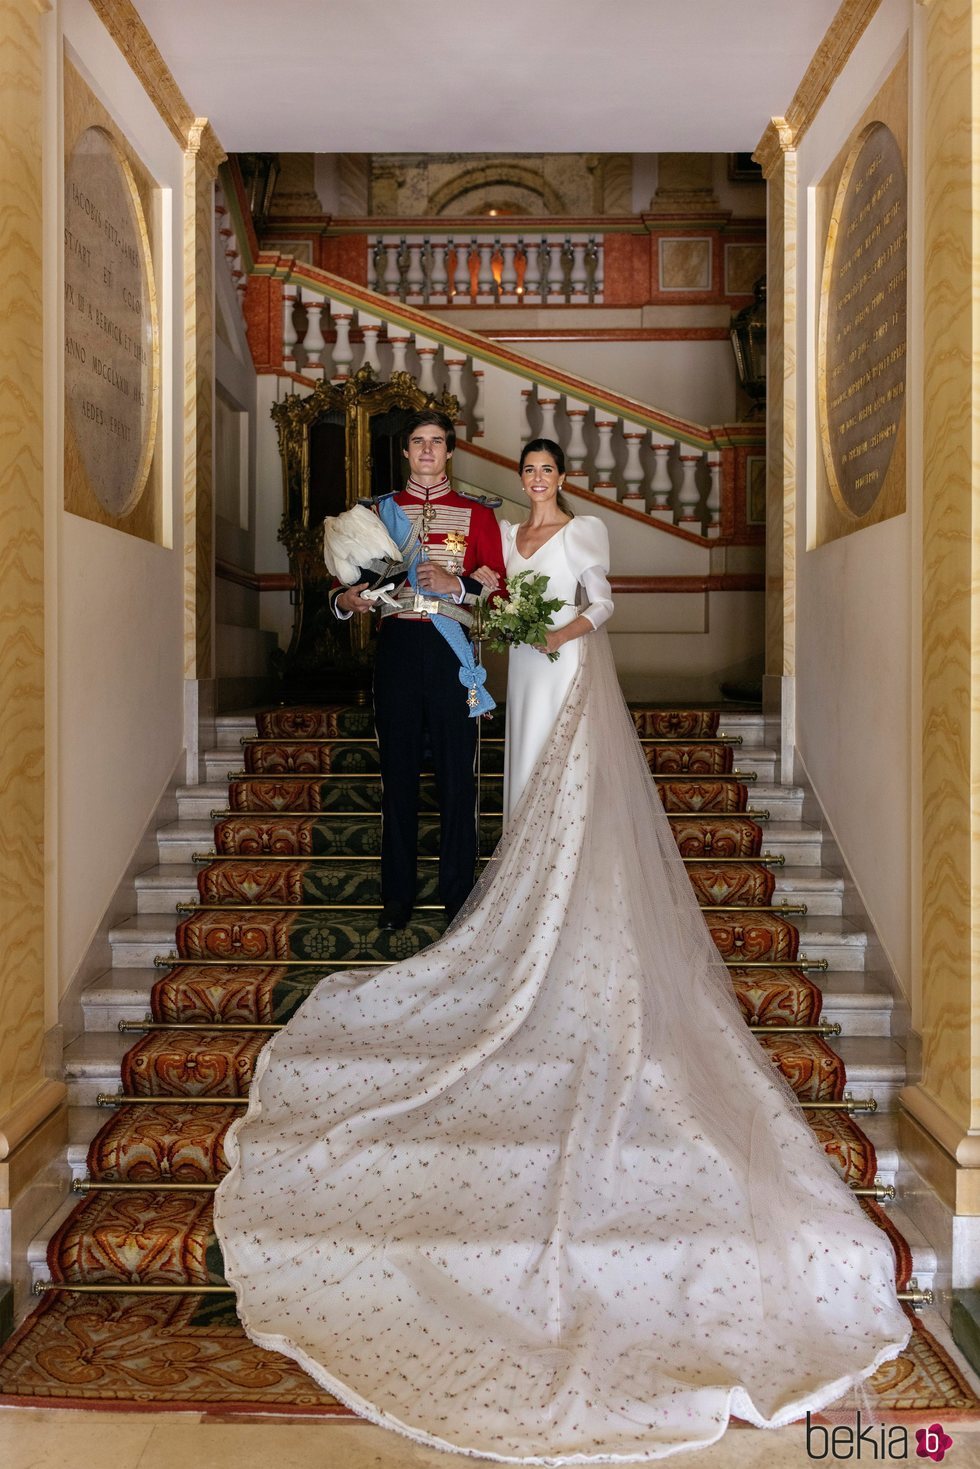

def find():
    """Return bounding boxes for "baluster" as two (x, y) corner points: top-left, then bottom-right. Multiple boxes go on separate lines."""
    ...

(622, 429), (646, 504)
(416, 337), (439, 395)
(565, 400), (588, 472)
(430, 241), (449, 302)
(282, 287), (298, 371)
(406, 241), (425, 301)
(593, 415), (617, 498)
(527, 239), (546, 300)
(515, 237), (528, 299)
(537, 395), (560, 444)
(545, 239), (564, 301)
(388, 332), (411, 377)
(303, 299), (326, 378)
(705, 453), (722, 538)
(383, 241), (400, 297)
(521, 387), (534, 444)
(372, 238), (387, 294)
(560, 238), (574, 301)
(332, 312), (354, 379)
(472, 369), (485, 437)
(396, 237), (411, 301)
(570, 240), (588, 301)
(500, 240), (518, 301)
(452, 240), (471, 301)
(585, 237), (601, 302)
(358, 312), (382, 377)
(649, 442), (674, 522)
(477, 242), (495, 301)
(445, 355), (468, 428)
(677, 453), (702, 527)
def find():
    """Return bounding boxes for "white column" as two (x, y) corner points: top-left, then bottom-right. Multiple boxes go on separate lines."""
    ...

(593, 415), (617, 498)
(332, 312), (354, 379)
(303, 299), (326, 378)
(622, 429), (646, 504)
(537, 395), (560, 444)
(416, 337), (439, 395)
(500, 241), (518, 301)
(477, 242), (495, 302)
(677, 453), (703, 527)
(570, 240), (588, 301)
(452, 240), (471, 300)
(521, 387), (534, 443)
(389, 332), (411, 377)
(565, 400), (588, 472)
(358, 311), (382, 376)
(282, 288), (298, 371)
(705, 453), (723, 538)
(472, 369), (485, 436)
(445, 356), (468, 429)
(430, 241), (449, 302)
(383, 241), (400, 297)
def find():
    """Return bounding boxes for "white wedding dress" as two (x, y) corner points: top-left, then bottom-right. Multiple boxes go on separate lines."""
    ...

(214, 514), (909, 1463)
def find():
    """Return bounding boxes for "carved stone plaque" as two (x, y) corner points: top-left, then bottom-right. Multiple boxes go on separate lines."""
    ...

(819, 121), (907, 518)
(64, 125), (158, 518)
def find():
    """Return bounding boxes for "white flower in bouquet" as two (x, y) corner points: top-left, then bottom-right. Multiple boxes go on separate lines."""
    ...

(482, 570), (566, 662)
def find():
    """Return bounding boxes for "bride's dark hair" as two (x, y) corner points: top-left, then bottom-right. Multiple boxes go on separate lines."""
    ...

(519, 437), (574, 518)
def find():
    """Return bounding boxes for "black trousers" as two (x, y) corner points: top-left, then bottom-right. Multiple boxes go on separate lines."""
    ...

(373, 619), (478, 912)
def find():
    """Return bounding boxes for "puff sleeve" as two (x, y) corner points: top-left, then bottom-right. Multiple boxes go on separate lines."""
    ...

(564, 516), (614, 630)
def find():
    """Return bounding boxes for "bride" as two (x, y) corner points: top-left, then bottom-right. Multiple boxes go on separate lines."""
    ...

(214, 439), (910, 1463)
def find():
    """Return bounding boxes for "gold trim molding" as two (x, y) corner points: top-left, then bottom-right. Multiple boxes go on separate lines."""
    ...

(754, 117), (796, 178)
(186, 117), (226, 180)
(87, 0), (225, 163)
(754, 0), (884, 162)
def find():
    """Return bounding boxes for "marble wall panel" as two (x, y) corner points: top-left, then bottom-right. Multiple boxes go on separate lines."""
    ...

(724, 242), (766, 297)
(658, 237), (712, 291)
(0, 0), (51, 1139)
(763, 140), (797, 680)
(183, 134), (216, 679)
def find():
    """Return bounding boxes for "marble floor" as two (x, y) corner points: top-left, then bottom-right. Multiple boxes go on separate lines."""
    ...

(2, 1410), (980, 1469)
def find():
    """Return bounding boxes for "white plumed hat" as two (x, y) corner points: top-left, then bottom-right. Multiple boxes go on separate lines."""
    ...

(322, 504), (403, 585)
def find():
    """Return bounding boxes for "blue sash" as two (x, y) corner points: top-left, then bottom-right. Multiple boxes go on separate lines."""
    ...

(376, 497), (495, 719)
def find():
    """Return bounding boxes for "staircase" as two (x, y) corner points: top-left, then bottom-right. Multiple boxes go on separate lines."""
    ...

(22, 706), (929, 1298)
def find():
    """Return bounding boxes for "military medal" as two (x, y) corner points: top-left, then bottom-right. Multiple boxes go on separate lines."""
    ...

(444, 530), (467, 575)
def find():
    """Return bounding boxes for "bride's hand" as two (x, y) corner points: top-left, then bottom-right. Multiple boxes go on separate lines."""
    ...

(533, 630), (563, 656)
(471, 565), (500, 591)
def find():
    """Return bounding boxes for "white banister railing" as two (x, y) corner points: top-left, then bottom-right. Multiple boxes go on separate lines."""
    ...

(283, 289), (725, 536)
(370, 232), (603, 305)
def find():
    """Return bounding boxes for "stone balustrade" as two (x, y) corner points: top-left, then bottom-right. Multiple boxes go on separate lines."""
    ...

(282, 289), (737, 538)
(370, 232), (603, 305)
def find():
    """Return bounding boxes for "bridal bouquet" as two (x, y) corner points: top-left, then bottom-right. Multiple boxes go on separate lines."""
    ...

(481, 570), (566, 661)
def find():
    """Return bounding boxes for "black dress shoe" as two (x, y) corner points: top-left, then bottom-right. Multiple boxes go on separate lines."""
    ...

(379, 902), (411, 931)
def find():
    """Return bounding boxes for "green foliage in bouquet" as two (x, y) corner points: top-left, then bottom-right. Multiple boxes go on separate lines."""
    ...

(482, 570), (566, 662)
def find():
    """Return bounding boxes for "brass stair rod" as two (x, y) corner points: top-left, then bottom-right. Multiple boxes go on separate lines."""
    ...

(799, 1097), (877, 1113)
(239, 735), (744, 747)
(225, 770), (759, 784)
(683, 854), (785, 865)
(853, 1184), (897, 1201)
(73, 1179), (219, 1194)
(119, 1020), (282, 1032)
(749, 1023), (841, 1035)
(33, 1281), (233, 1296)
(152, 952), (824, 970)
(189, 852), (786, 866)
(175, 900), (804, 915)
(208, 808), (771, 821)
(97, 1093), (248, 1107)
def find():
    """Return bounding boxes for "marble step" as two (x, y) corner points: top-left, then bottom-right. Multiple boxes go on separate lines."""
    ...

(61, 1025), (905, 1109)
(156, 814), (821, 866)
(175, 778), (806, 824)
(79, 960), (897, 1038)
(106, 902), (861, 971)
(212, 708), (770, 751)
(133, 860), (848, 917)
(202, 742), (782, 785)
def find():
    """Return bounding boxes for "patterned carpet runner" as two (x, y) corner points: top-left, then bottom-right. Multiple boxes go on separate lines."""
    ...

(1, 702), (977, 1416)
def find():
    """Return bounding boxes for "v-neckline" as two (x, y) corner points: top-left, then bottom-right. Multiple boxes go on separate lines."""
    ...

(513, 520), (570, 562)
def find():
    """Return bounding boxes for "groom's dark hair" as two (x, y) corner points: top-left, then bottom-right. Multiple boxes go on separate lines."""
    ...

(402, 409), (456, 454)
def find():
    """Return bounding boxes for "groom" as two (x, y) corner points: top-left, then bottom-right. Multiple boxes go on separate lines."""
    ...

(331, 410), (505, 930)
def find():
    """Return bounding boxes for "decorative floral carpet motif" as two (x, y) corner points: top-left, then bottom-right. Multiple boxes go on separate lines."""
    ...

(2, 701), (978, 1418)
